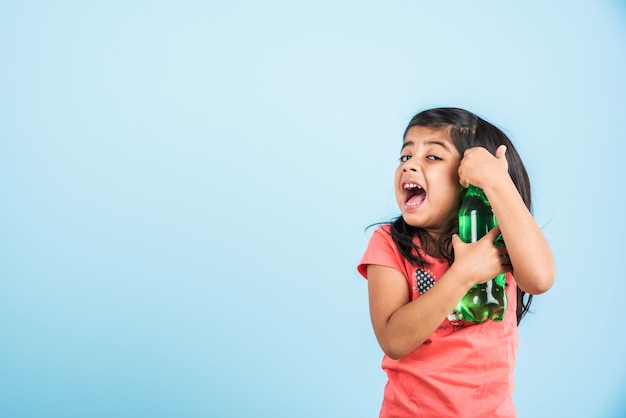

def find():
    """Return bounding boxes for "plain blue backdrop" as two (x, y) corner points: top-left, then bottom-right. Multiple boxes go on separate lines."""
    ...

(1, 1), (625, 417)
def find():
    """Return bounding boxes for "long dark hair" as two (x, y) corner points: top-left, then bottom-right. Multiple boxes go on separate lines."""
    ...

(390, 107), (533, 324)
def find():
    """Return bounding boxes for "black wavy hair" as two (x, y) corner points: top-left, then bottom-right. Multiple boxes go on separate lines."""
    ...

(389, 107), (533, 324)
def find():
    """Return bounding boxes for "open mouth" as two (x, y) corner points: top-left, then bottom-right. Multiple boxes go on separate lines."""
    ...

(403, 183), (426, 207)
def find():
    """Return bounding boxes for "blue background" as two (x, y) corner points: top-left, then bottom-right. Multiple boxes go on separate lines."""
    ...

(1, 1), (625, 417)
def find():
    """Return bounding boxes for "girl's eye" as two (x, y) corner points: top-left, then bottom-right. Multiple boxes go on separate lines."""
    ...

(399, 155), (411, 162)
(427, 155), (442, 161)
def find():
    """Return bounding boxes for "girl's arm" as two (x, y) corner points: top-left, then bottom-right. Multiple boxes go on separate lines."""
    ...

(368, 227), (508, 359)
(458, 146), (556, 295)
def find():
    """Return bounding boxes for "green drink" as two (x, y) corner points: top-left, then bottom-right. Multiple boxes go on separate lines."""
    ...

(454, 185), (507, 323)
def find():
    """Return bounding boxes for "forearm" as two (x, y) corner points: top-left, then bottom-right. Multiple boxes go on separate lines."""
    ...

(369, 264), (472, 359)
(483, 177), (556, 294)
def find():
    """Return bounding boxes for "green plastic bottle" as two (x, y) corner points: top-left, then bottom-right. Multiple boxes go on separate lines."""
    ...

(454, 185), (507, 323)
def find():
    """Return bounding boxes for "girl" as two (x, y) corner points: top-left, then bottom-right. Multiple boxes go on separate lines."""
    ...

(358, 108), (555, 417)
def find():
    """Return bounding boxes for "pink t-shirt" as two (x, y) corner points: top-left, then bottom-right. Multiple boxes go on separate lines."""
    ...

(358, 225), (519, 418)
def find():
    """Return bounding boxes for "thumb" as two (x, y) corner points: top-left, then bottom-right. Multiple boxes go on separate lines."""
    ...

(486, 225), (502, 239)
(451, 234), (466, 254)
(495, 144), (507, 160)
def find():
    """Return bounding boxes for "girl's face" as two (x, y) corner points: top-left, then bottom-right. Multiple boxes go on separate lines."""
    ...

(395, 126), (464, 237)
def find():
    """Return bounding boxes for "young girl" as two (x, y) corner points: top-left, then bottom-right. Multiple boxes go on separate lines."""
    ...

(358, 107), (555, 417)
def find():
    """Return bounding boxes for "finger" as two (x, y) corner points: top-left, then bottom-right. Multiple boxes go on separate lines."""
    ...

(451, 233), (468, 250)
(452, 234), (462, 245)
(485, 225), (501, 240)
(463, 147), (478, 157)
(496, 246), (509, 256)
(457, 166), (467, 187)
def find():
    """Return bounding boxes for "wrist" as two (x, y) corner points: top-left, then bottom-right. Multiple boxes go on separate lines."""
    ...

(481, 174), (515, 202)
(445, 263), (478, 292)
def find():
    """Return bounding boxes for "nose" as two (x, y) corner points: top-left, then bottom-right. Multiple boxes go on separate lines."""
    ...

(403, 158), (420, 172)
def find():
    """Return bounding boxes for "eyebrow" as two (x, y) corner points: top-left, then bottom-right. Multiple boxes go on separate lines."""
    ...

(400, 140), (452, 152)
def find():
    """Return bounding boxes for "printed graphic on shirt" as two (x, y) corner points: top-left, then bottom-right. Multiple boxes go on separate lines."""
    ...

(414, 268), (472, 331)
(415, 269), (436, 295)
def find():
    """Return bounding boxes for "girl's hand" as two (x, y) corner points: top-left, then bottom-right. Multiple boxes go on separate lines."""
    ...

(458, 145), (509, 189)
(451, 226), (511, 286)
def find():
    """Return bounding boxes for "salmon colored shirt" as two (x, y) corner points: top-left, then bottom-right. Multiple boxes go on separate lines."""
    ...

(358, 225), (519, 418)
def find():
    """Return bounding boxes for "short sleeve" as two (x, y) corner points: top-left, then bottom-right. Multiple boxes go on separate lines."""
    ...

(357, 225), (408, 279)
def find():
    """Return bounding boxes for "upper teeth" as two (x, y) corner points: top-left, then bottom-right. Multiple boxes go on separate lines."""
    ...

(404, 183), (421, 190)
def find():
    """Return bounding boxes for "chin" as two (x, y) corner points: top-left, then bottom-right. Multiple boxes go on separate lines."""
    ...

(400, 214), (423, 228)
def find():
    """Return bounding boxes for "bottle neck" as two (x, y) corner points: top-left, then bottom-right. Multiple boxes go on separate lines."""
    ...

(464, 185), (490, 206)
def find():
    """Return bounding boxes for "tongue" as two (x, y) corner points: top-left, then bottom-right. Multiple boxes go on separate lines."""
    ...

(407, 193), (425, 206)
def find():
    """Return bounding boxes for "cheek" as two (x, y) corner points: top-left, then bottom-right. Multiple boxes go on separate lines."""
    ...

(437, 173), (463, 212)
(394, 166), (402, 180)
(435, 168), (460, 189)
(393, 170), (401, 201)
(394, 168), (403, 188)
(448, 168), (460, 185)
